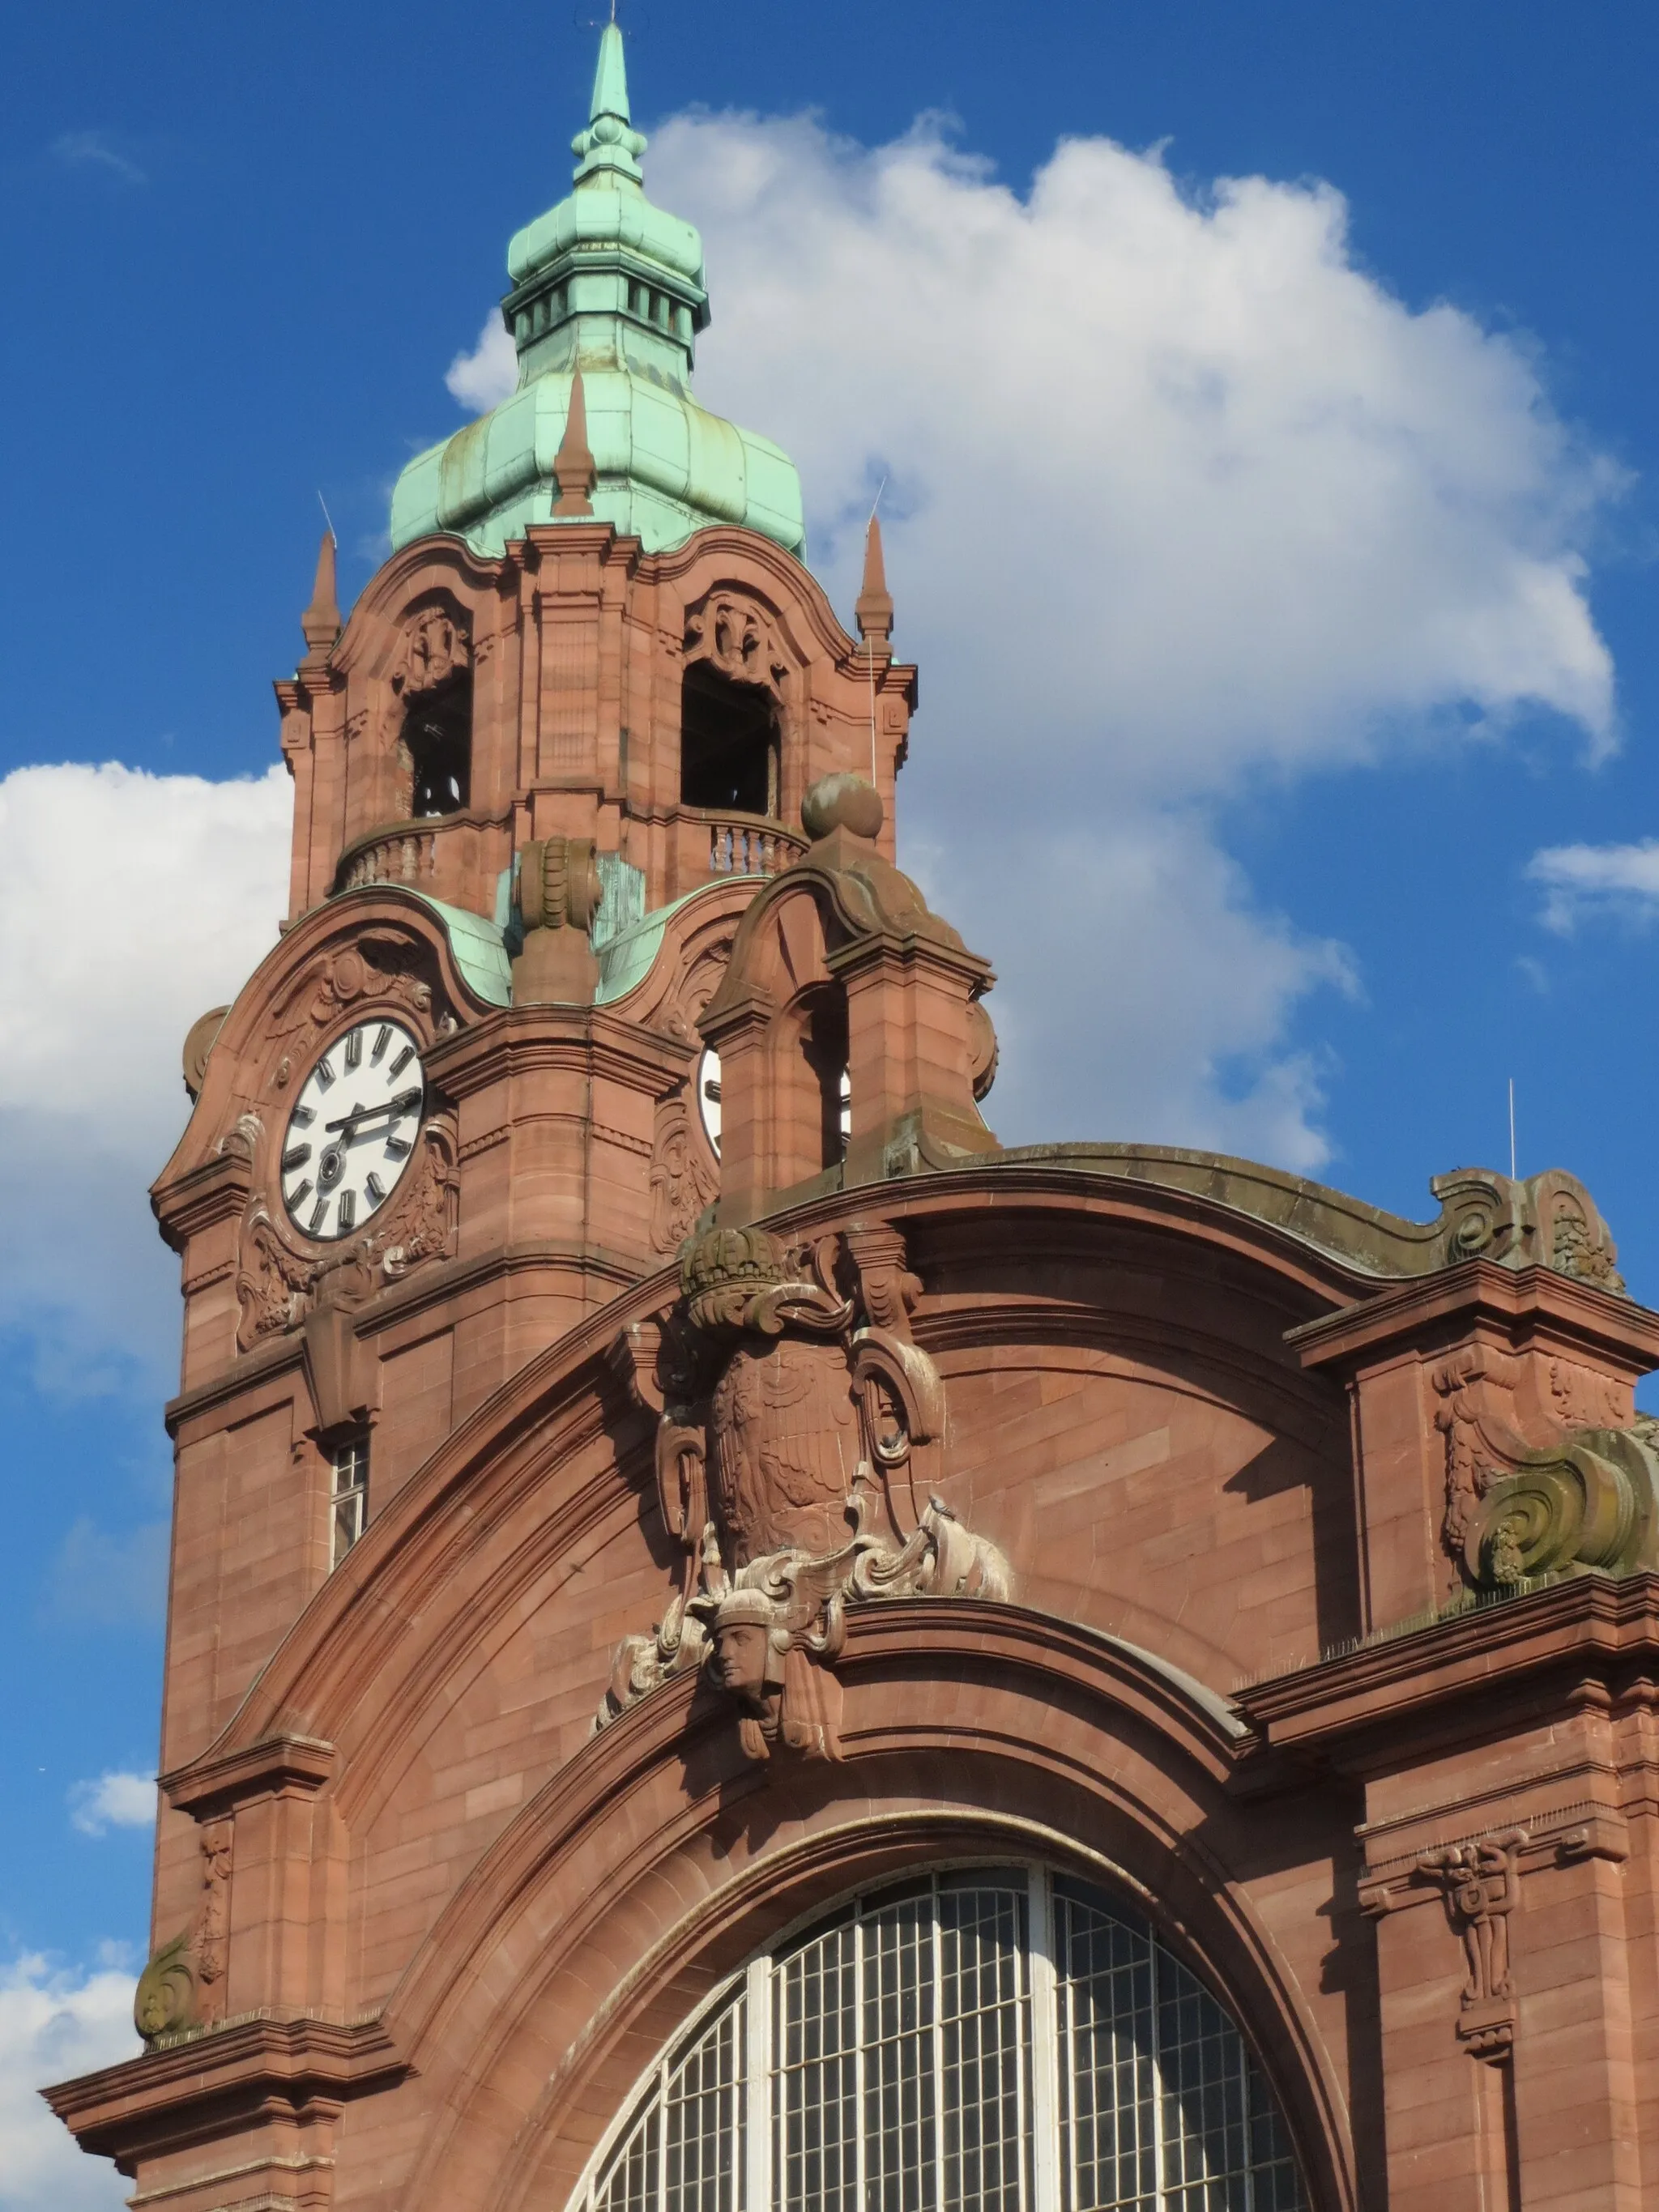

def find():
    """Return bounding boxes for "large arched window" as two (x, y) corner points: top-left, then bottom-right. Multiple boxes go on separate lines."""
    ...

(572, 1867), (1306, 2212)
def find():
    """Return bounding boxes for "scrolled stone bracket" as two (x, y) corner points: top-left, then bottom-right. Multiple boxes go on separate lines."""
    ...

(133, 1817), (233, 2048)
(1431, 1345), (1659, 1594)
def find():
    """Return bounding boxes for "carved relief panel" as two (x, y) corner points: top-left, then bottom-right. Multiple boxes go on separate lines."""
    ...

(604, 1218), (1007, 1764)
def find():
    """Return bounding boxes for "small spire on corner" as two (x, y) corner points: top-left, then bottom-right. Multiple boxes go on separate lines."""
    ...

(301, 529), (341, 657)
(552, 370), (598, 517)
(855, 514), (893, 657)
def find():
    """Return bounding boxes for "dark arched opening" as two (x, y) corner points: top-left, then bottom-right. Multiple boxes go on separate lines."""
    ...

(680, 663), (779, 816)
(799, 984), (851, 1170)
(403, 666), (473, 817)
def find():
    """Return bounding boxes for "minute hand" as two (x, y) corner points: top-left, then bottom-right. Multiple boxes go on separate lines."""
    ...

(324, 1087), (422, 1134)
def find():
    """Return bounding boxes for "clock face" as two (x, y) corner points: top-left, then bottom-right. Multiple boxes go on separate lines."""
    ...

(281, 1018), (426, 1242)
(696, 1045), (722, 1157)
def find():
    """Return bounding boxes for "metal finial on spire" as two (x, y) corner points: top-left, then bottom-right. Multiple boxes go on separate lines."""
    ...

(301, 528), (341, 656)
(571, 21), (647, 188)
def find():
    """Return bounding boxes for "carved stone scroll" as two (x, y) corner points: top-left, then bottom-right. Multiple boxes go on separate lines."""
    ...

(1430, 1166), (1623, 1292)
(1431, 1350), (1659, 1592)
(133, 1818), (234, 2047)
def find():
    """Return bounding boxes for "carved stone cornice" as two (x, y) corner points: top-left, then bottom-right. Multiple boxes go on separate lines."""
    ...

(1290, 1260), (1659, 1381)
(43, 2011), (407, 2171)
(152, 1151), (253, 1255)
(423, 1004), (693, 1098)
(162, 1733), (336, 1818)
(1235, 1571), (1659, 1770)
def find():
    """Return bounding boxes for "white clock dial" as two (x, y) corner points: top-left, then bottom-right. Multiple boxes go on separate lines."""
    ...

(281, 1018), (425, 1242)
(696, 1045), (722, 1157)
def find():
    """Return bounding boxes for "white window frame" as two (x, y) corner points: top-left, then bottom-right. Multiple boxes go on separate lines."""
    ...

(330, 1436), (369, 1569)
(568, 1863), (1303, 2212)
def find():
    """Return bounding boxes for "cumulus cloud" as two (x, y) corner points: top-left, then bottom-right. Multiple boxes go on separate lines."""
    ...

(0, 763), (292, 1386)
(453, 109), (1627, 1163)
(66, 1773), (156, 1839)
(448, 314), (517, 412)
(0, 1954), (134, 2211)
(1529, 837), (1659, 933)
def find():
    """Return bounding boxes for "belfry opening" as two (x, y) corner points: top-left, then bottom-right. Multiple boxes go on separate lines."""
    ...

(679, 659), (779, 816)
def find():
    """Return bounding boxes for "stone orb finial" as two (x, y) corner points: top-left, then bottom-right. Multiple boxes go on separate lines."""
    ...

(802, 773), (883, 844)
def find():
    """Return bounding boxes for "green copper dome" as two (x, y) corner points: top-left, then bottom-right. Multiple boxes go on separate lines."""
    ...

(390, 27), (804, 560)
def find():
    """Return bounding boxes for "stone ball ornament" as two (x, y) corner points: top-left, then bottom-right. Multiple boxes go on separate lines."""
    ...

(801, 772), (884, 843)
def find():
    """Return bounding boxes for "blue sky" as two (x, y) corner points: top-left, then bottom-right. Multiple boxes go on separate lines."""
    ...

(6, 2), (1659, 2196)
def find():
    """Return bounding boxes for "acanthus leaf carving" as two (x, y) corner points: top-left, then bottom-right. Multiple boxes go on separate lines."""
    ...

(650, 1099), (718, 1255)
(598, 1220), (1009, 1763)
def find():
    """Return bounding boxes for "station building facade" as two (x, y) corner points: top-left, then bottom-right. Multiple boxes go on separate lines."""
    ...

(50, 31), (1659, 2212)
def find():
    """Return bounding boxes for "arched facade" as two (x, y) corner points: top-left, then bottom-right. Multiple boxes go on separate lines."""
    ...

(48, 28), (1659, 2212)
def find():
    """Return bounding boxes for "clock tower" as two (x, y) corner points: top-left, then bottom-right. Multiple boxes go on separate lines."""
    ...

(52, 28), (1659, 2212)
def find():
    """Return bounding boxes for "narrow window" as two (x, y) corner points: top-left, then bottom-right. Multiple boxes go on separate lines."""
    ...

(800, 988), (851, 1170)
(680, 663), (779, 816)
(403, 664), (472, 816)
(331, 1437), (369, 1568)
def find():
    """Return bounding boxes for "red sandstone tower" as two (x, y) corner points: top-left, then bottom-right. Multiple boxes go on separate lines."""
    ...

(49, 30), (1659, 2212)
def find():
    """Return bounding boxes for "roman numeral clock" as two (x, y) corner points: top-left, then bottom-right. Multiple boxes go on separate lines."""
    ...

(279, 1019), (425, 1241)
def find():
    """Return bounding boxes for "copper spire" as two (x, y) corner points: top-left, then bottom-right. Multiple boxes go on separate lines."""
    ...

(300, 529), (341, 656)
(552, 370), (598, 518)
(855, 514), (893, 656)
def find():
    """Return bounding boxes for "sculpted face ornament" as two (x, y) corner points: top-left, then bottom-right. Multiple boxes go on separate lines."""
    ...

(601, 1219), (1008, 1764)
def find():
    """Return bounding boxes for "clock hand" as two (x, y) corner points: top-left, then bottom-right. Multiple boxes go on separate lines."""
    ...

(322, 1088), (421, 1135)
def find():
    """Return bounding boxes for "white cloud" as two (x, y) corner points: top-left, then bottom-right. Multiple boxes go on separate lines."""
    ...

(0, 1955), (134, 2211)
(447, 314), (517, 412)
(66, 1774), (156, 1839)
(631, 109), (1614, 1159)
(0, 762), (292, 1386)
(1528, 837), (1659, 933)
(50, 132), (146, 187)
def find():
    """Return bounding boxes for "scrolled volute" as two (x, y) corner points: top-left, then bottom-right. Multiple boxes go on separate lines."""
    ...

(518, 836), (603, 935)
(1466, 1427), (1659, 1592)
(133, 1931), (197, 2044)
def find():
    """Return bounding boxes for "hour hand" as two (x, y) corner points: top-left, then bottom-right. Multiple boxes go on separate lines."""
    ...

(324, 1088), (421, 1134)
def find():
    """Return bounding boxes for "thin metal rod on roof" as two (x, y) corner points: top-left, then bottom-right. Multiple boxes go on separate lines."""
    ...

(1508, 1077), (1517, 1181)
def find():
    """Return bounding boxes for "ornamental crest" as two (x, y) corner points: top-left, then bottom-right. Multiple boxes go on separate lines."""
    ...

(601, 1220), (1008, 1762)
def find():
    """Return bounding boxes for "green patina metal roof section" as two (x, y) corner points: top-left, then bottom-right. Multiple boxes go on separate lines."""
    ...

(390, 26), (804, 561)
(403, 892), (513, 1008)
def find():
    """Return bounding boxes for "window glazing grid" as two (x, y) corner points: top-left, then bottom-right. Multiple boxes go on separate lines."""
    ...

(330, 1438), (369, 1569)
(575, 1870), (1305, 2212)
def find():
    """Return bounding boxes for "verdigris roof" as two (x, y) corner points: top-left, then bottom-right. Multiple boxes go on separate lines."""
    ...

(390, 26), (804, 560)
